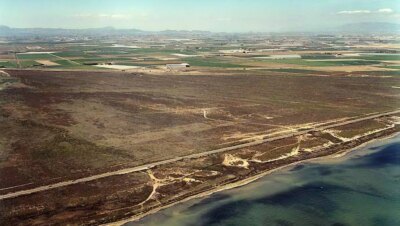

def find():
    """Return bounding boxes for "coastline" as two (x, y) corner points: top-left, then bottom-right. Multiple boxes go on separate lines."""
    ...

(106, 130), (400, 226)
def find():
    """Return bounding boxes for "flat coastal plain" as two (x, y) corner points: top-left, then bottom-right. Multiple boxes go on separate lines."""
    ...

(0, 64), (399, 224)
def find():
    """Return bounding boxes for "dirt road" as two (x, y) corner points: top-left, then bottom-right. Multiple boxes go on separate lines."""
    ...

(1, 109), (399, 200)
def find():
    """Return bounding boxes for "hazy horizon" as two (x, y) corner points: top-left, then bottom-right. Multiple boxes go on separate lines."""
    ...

(0, 0), (399, 32)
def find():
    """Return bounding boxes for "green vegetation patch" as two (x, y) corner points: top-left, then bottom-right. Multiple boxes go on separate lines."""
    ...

(384, 66), (400, 70)
(53, 51), (98, 58)
(19, 60), (44, 68)
(95, 50), (129, 55)
(260, 58), (381, 67)
(17, 53), (56, 60)
(356, 55), (400, 61)
(301, 54), (337, 59)
(131, 48), (197, 55)
(49, 60), (101, 70)
(185, 57), (249, 68)
(73, 57), (133, 63)
(0, 61), (17, 68)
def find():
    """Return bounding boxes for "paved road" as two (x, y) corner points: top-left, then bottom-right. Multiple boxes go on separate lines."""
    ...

(1, 109), (399, 200)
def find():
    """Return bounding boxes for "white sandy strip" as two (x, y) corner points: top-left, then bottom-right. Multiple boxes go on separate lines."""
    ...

(346, 124), (396, 141)
(254, 136), (305, 164)
(338, 53), (361, 57)
(324, 129), (349, 142)
(0, 70), (10, 77)
(172, 53), (199, 57)
(95, 65), (141, 70)
(306, 59), (362, 62)
(222, 154), (249, 169)
(35, 60), (59, 66)
(156, 57), (178, 61)
(254, 55), (301, 59)
(166, 38), (191, 41)
(17, 52), (55, 54)
(111, 44), (140, 49)
(219, 49), (246, 54)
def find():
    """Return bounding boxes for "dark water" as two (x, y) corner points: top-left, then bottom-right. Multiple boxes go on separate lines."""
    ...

(128, 135), (400, 226)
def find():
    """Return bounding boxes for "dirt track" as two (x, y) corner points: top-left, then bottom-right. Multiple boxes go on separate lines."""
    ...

(1, 109), (398, 201)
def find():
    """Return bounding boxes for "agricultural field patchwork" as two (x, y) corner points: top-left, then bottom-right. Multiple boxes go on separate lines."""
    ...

(0, 35), (398, 74)
(0, 33), (400, 225)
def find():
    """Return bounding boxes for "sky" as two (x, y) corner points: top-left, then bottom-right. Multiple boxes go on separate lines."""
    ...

(0, 0), (399, 32)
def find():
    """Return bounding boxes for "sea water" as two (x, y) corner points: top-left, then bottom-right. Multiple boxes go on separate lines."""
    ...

(128, 135), (400, 226)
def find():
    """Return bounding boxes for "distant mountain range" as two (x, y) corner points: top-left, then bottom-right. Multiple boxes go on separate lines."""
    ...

(0, 22), (399, 37)
(0, 25), (212, 37)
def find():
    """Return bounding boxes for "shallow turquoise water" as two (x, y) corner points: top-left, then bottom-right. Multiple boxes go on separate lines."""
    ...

(128, 135), (400, 226)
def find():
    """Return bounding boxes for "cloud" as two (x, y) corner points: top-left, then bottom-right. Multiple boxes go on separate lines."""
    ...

(337, 10), (371, 15)
(337, 8), (395, 15)
(73, 13), (131, 20)
(98, 14), (130, 19)
(377, 8), (394, 14)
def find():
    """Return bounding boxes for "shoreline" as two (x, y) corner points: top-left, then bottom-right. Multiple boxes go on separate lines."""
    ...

(107, 131), (400, 226)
